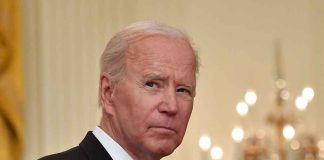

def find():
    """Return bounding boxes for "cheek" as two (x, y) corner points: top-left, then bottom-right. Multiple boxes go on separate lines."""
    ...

(117, 88), (161, 129)
(179, 100), (193, 116)
(132, 95), (162, 123)
(178, 101), (193, 129)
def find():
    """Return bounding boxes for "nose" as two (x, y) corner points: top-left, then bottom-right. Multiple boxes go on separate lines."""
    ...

(158, 88), (178, 116)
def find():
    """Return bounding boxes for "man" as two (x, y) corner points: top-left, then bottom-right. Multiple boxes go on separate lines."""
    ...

(39, 21), (199, 160)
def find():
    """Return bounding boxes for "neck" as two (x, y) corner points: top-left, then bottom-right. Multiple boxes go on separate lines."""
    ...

(99, 114), (162, 160)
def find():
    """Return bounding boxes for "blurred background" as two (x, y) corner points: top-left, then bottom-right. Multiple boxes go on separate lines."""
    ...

(1, 0), (323, 160)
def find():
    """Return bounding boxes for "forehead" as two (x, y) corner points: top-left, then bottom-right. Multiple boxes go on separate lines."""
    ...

(125, 35), (196, 70)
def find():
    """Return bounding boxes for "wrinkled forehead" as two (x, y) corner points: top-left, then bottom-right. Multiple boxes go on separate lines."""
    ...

(125, 35), (197, 69)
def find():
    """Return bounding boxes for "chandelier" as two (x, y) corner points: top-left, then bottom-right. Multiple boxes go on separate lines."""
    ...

(198, 42), (323, 160)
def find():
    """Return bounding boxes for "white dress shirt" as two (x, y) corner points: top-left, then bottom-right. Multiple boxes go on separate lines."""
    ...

(93, 126), (133, 160)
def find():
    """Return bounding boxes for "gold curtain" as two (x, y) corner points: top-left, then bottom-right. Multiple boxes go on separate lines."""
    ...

(0, 0), (24, 160)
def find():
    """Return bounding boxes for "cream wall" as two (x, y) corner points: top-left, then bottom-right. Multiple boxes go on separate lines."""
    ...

(22, 0), (324, 160)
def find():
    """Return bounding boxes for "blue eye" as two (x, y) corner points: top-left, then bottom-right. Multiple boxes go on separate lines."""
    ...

(146, 82), (157, 88)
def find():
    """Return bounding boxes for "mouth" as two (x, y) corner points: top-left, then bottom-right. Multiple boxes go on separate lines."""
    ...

(150, 126), (177, 134)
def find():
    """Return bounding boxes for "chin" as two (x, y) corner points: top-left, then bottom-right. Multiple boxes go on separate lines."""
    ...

(152, 148), (174, 159)
(152, 140), (180, 157)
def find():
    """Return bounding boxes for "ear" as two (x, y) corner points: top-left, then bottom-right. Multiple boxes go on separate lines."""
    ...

(99, 72), (116, 116)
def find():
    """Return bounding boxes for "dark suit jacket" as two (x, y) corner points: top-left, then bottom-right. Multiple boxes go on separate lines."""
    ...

(38, 131), (113, 160)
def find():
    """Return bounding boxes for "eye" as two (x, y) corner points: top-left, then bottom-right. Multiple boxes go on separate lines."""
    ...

(145, 81), (158, 88)
(176, 87), (191, 95)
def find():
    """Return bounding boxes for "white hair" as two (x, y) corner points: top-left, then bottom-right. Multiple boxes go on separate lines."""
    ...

(100, 21), (199, 81)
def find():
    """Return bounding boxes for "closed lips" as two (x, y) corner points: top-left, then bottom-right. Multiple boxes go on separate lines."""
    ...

(150, 126), (177, 133)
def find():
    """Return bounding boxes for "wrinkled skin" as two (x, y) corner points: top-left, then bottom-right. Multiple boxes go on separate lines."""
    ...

(100, 35), (197, 160)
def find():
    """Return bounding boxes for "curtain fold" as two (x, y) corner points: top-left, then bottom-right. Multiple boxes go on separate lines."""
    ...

(0, 0), (24, 160)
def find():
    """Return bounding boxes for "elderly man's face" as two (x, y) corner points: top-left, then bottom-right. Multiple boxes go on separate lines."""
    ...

(110, 35), (196, 159)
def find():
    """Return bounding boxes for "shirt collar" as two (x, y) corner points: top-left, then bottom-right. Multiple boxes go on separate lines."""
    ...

(93, 126), (133, 160)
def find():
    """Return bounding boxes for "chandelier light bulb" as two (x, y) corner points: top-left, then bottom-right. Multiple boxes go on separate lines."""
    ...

(199, 134), (211, 151)
(232, 127), (244, 142)
(283, 125), (295, 140)
(290, 140), (300, 150)
(317, 140), (324, 150)
(275, 79), (287, 89)
(236, 102), (249, 116)
(295, 96), (308, 111)
(244, 90), (257, 106)
(302, 87), (315, 102)
(210, 146), (223, 160)
(280, 90), (290, 100)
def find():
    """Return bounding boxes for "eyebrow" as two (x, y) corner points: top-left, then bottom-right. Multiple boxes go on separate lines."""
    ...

(181, 84), (195, 90)
(142, 73), (168, 81)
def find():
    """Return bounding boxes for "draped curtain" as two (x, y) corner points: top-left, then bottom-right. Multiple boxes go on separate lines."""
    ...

(0, 0), (24, 160)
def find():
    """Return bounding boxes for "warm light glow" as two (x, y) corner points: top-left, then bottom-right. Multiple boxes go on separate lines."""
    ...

(210, 146), (223, 160)
(280, 90), (290, 100)
(275, 79), (287, 89)
(319, 150), (324, 159)
(290, 140), (300, 150)
(318, 141), (324, 159)
(236, 102), (249, 116)
(302, 87), (314, 102)
(318, 140), (324, 150)
(295, 96), (308, 111)
(199, 134), (211, 151)
(283, 125), (295, 140)
(244, 90), (257, 105)
(232, 127), (245, 142)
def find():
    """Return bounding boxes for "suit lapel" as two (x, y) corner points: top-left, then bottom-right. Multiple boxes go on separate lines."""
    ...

(79, 131), (113, 160)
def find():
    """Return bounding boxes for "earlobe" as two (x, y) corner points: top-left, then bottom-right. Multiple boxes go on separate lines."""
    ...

(99, 72), (115, 115)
